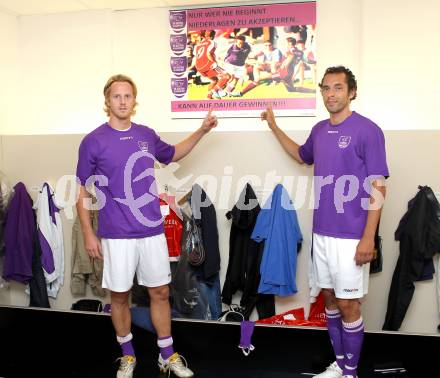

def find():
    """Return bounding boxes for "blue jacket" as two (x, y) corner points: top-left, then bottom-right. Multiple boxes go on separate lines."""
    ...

(251, 184), (302, 296)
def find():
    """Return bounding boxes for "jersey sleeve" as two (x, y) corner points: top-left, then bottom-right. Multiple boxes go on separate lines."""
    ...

(153, 131), (176, 165)
(299, 130), (314, 165)
(76, 137), (97, 186)
(361, 124), (390, 179)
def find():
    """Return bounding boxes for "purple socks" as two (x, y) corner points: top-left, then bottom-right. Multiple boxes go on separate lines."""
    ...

(342, 317), (364, 377)
(238, 320), (256, 356)
(117, 333), (135, 357)
(325, 307), (344, 370)
(158, 336), (174, 360)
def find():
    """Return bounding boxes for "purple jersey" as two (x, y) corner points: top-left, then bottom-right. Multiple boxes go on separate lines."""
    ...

(76, 123), (175, 239)
(299, 112), (389, 239)
(225, 42), (251, 67)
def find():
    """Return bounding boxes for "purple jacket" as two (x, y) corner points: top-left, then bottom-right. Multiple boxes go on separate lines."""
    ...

(3, 182), (36, 283)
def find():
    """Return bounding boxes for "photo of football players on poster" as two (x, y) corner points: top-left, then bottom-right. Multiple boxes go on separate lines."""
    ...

(170, 2), (316, 118)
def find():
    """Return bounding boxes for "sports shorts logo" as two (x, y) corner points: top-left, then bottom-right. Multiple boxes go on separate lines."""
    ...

(138, 141), (149, 152)
(338, 136), (351, 149)
(343, 288), (359, 293)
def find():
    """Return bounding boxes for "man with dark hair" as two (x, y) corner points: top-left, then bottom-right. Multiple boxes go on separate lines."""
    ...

(319, 65), (357, 99)
(261, 66), (388, 378)
(223, 35), (252, 95)
(76, 74), (217, 378)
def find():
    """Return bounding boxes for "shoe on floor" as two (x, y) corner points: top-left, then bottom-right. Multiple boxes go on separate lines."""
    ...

(158, 352), (194, 377)
(116, 355), (136, 378)
(314, 361), (343, 378)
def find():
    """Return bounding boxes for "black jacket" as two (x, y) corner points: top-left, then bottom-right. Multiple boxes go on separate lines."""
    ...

(189, 184), (221, 283)
(383, 186), (440, 330)
(221, 184), (275, 320)
(29, 231), (50, 308)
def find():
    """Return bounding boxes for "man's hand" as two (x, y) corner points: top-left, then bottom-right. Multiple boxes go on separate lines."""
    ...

(355, 236), (375, 266)
(84, 230), (103, 260)
(201, 109), (218, 133)
(261, 103), (277, 130)
(172, 110), (217, 162)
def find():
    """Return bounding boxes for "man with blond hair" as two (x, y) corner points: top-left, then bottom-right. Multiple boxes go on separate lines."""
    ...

(76, 74), (217, 378)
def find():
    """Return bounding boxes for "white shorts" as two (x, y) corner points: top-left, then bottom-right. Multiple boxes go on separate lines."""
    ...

(101, 233), (171, 292)
(224, 62), (246, 79)
(312, 233), (369, 299)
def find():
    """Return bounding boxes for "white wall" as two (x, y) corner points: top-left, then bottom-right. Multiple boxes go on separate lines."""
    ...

(14, 10), (113, 135)
(0, 11), (18, 138)
(359, 0), (440, 130)
(1, 0), (440, 333)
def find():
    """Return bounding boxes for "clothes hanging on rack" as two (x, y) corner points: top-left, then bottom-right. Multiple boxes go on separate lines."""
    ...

(3, 182), (50, 307)
(28, 233), (50, 308)
(222, 183), (275, 320)
(173, 184), (222, 320)
(3, 182), (35, 284)
(33, 183), (65, 298)
(71, 210), (105, 297)
(383, 185), (440, 331)
(160, 197), (183, 261)
(251, 184), (302, 297)
(171, 200), (209, 319)
(186, 184), (221, 282)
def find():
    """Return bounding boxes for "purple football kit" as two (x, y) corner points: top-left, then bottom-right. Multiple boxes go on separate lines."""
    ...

(76, 122), (175, 238)
(299, 111), (389, 239)
(225, 42), (251, 67)
(299, 111), (389, 377)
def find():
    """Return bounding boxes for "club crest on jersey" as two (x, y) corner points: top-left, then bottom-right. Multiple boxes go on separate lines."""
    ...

(338, 136), (351, 149)
(138, 141), (149, 152)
